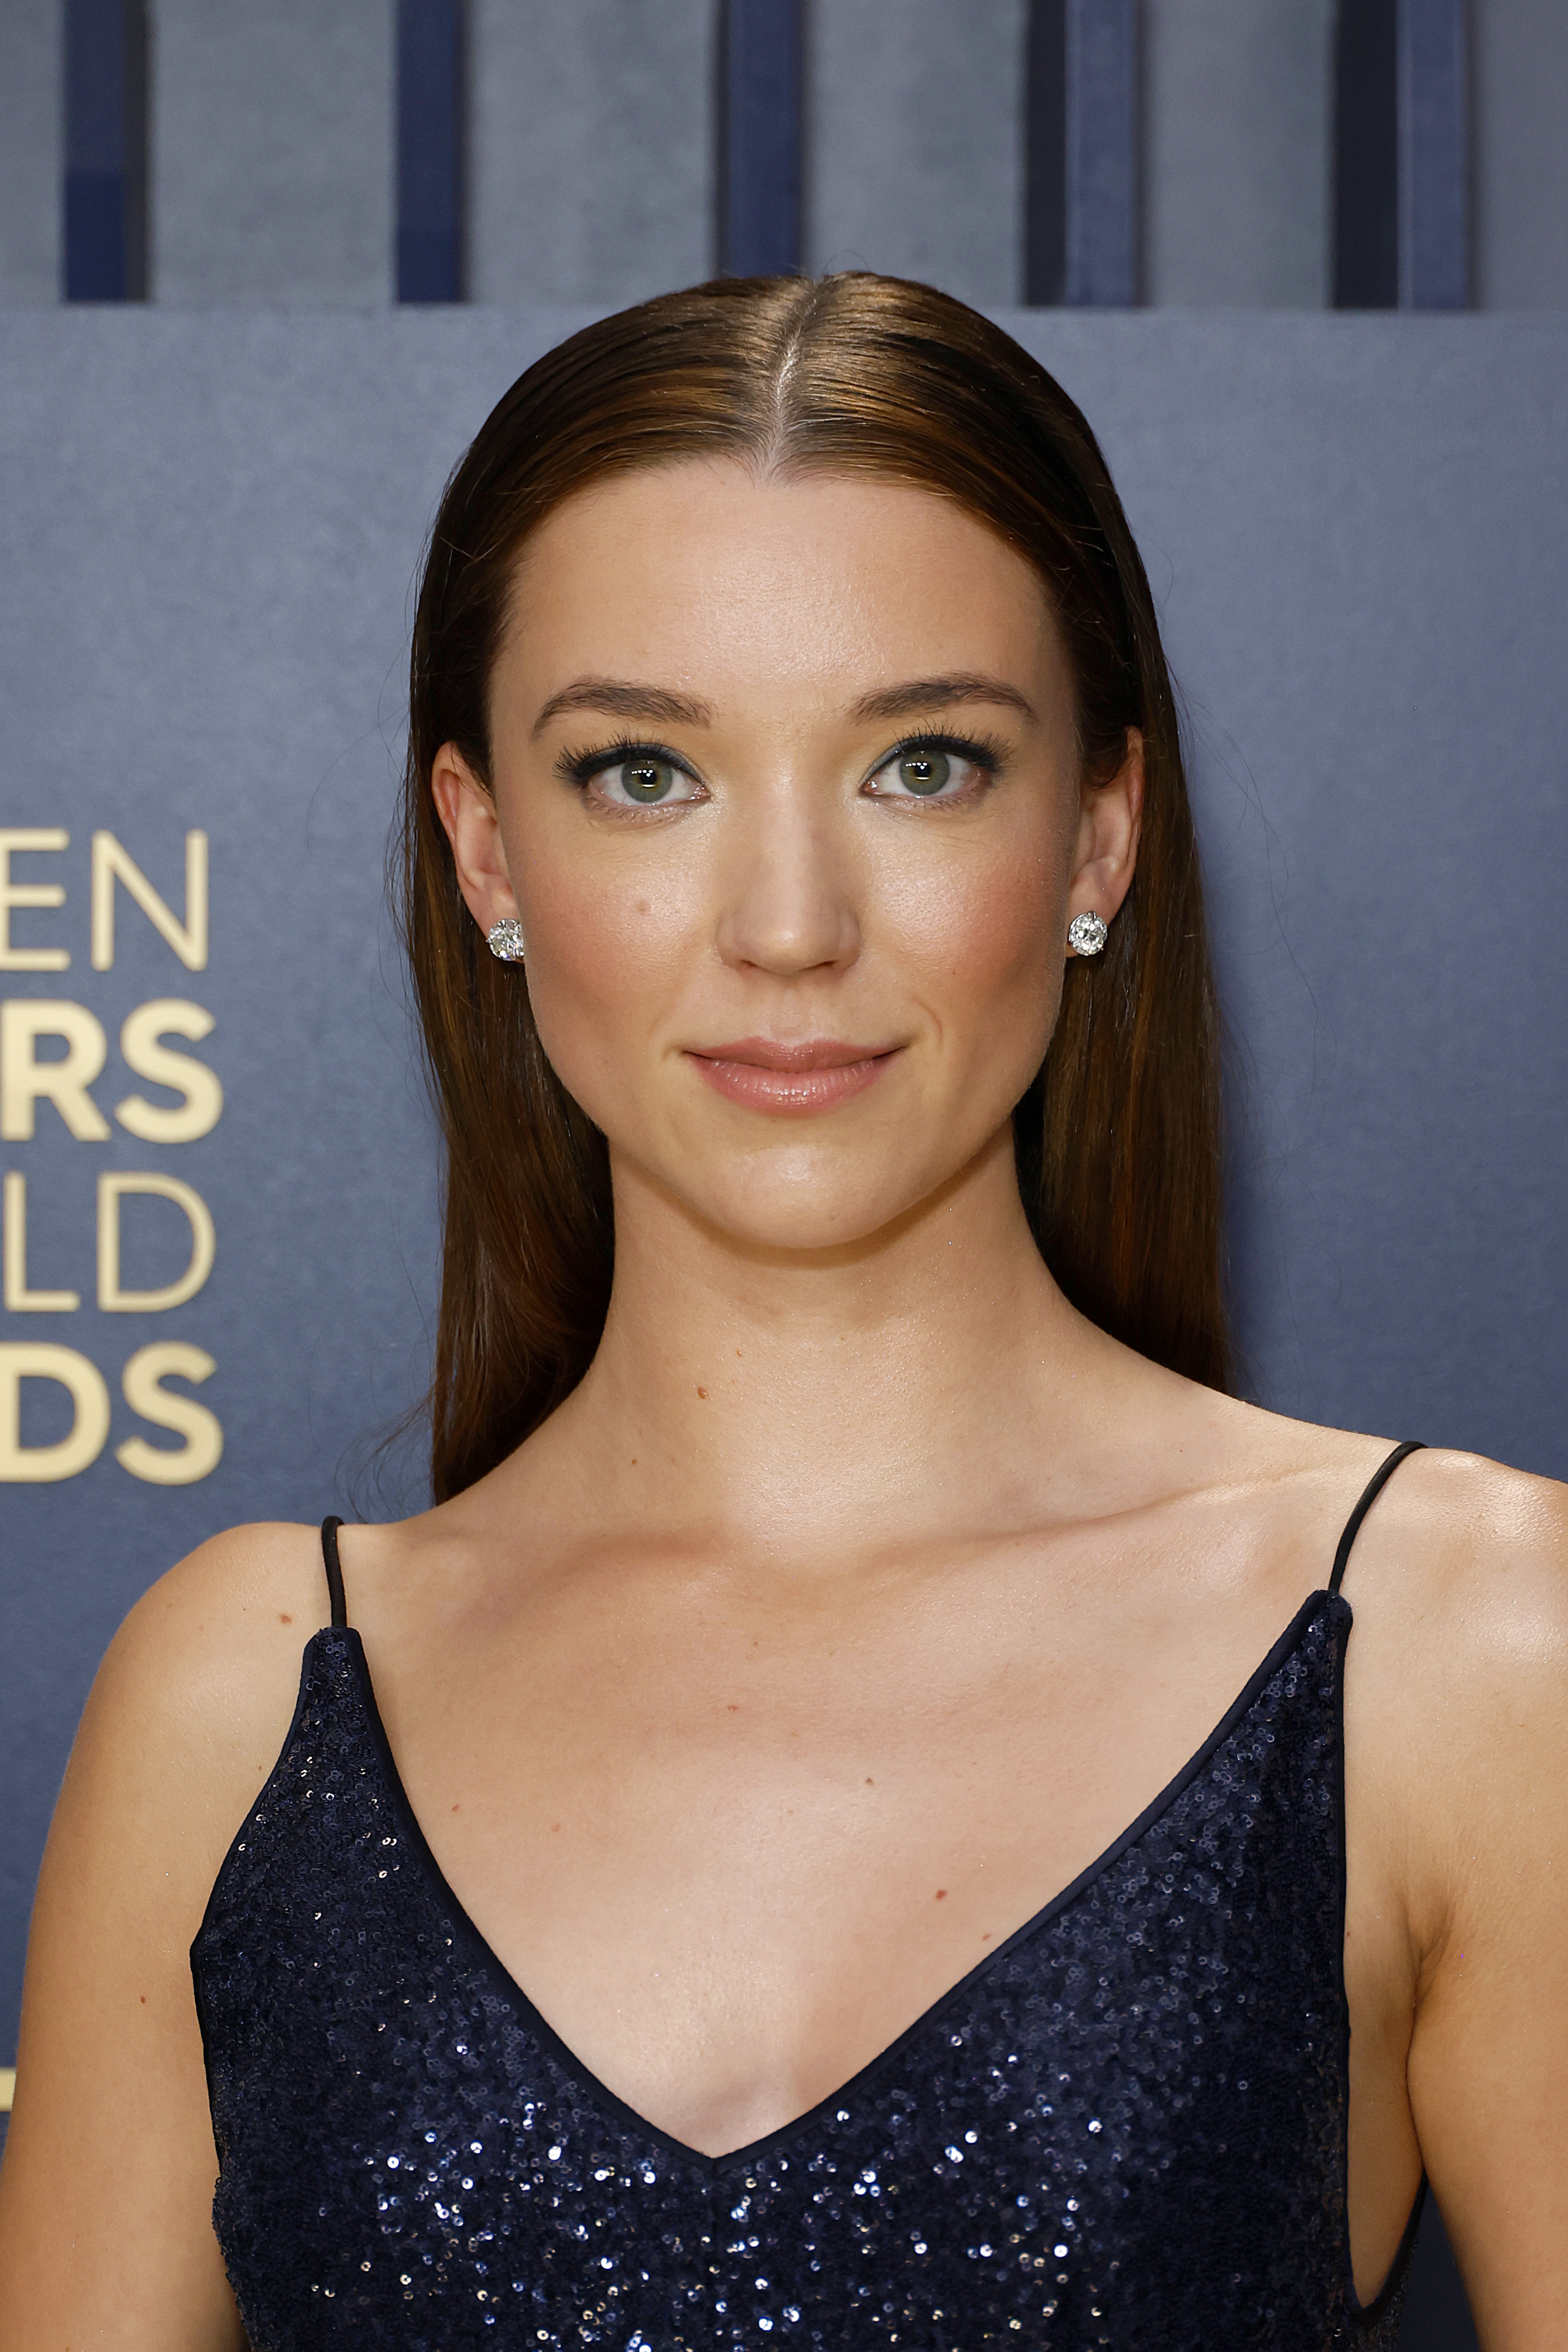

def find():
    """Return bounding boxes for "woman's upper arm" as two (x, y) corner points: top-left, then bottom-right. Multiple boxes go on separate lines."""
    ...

(1401, 1460), (1568, 2349)
(0, 1522), (322, 2351)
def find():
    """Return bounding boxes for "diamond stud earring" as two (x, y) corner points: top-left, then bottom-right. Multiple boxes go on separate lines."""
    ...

(1067, 910), (1108, 957)
(486, 917), (527, 963)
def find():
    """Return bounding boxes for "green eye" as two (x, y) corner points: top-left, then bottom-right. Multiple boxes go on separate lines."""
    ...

(619, 758), (677, 803)
(897, 750), (951, 796)
(865, 738), (994, 806)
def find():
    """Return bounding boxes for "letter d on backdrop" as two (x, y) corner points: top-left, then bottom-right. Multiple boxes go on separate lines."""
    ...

(0, 1345), (111, 1481)
(98, 1173), (216, 1312)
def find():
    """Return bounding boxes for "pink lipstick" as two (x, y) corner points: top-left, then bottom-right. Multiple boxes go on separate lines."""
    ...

(687, 1036), (899, 1115)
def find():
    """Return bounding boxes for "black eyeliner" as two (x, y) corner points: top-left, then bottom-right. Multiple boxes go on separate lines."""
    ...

(866, 728), (1009, 790)
(554, 733), (695, 789)
(553, 727), (1007, 794)
(888, 729), (1004, 769)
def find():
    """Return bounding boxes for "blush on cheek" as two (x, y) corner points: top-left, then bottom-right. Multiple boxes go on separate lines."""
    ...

(515, 879), (683, 1124)
(909, 849), (1059, 992)
(911, 852), (1064, 1093)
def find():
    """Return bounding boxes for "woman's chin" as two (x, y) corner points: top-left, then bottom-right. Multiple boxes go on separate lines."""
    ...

(631, 1163), (978, 1264)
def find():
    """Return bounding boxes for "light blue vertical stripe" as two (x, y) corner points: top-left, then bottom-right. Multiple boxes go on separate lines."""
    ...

(1064, 0), (1138, 306)
(1398, 0), (1470, 308)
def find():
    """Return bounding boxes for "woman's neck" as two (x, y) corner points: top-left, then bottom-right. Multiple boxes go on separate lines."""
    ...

(525, 1123), (1121, 1560)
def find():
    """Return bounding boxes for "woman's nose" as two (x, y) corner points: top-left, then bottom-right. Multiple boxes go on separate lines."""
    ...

(713, 786), (863, 979)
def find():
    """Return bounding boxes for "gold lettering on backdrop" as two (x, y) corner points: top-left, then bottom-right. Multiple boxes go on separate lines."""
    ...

(116, 1342), (222, 1484)
(0, 831), (70, 972)
(91, 831), (208, 973)
(114, 1000), (223, 1143)
(0, 998), (222, 1142)
(97, 1173), (215, 1312)
(0, 1000), (111, 1141)
(0, 1342), (112, 1481)
(2, 1173), (81, 1311)
(1, 829), (228, 1482)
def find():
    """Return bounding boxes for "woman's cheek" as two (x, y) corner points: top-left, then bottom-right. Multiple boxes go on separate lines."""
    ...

(895, 844), (1061, 1046)
(517, 862), (697, 1115)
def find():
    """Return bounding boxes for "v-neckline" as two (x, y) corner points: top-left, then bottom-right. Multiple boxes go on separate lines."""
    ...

(323, 1586), (1344, 2179)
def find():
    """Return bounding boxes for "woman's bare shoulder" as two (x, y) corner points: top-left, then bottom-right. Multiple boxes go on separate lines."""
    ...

(94, 1519), (329, 1717)
(1297, 1434), (1568, 1629)
(1173, 1388), (1568, 1663)
(1262, 1430), (1568, 1885)
(1197, 1386), (1566, 1592)
(1216, 1417), (1568, 1953)
(1344, 1441), (1568, 1721)
(70, 1521), (341, 1879)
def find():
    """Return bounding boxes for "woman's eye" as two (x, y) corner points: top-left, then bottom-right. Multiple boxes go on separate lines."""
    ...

(865, 746), (981, 801)
(592, 756), (702, 808)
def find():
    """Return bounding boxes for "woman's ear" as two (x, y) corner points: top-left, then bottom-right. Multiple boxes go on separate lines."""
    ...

(1065, 727), (1144, 951)
(430, 743), (521, 936)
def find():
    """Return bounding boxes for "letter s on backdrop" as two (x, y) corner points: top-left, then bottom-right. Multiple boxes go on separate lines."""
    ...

(115, 1000), (223, 1142)
(116, 1342), (223, 1483)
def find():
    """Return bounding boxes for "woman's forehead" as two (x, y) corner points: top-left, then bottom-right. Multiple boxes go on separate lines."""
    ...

(520, 457), (1031, 571)
(502, 461), (1061, 705)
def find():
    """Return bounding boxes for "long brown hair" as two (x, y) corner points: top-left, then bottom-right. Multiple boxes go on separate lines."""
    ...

(399, 273), (1229, 1502)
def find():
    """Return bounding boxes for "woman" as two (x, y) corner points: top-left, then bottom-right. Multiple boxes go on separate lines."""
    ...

(0, 274), (1562, 2349)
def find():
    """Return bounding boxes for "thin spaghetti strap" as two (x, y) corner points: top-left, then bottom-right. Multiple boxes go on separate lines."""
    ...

(1327, 1441), (1425, 1596)
(320, 1516), (348, 1629)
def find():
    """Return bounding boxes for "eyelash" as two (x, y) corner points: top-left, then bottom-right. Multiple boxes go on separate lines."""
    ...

(554, 733), (694, 792)
(553, 728), (1007, 803)
(869, 731), (1005, 799)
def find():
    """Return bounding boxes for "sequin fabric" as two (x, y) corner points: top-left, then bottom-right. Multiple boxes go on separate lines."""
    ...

(192, 1591), (1416, 2350)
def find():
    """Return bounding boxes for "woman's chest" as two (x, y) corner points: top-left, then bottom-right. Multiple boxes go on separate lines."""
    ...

(194, 1602), (1403, 2348)
(365, 1572), (1313, 2153)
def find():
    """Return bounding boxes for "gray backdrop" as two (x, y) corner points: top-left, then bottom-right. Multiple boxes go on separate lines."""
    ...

(8, 0), (1568, 313)
(2, 312), (1563, 2341)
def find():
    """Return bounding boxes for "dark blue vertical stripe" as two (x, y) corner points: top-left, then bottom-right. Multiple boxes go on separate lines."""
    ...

(65, 0), (146, 301)
(1063, 0), (1138, 307)
(398, 0), (466, 303)
(1024, 0), (1067, 306)
(1398, 0), (1469, 308)
(719, 0), (803, 277)
(1335, 0), (1399, 306)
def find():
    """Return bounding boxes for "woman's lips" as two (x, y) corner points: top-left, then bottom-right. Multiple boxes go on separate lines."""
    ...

(687, 1038), (900, 1115)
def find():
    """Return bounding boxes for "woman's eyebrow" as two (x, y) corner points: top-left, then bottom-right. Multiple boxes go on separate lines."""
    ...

(850, 674), (1038, 726)
(532, 672), (1036, 737)
(532, 679), (715, 736)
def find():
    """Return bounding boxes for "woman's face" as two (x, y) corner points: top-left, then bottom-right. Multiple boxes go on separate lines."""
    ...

(435, 461), (1140, 1256)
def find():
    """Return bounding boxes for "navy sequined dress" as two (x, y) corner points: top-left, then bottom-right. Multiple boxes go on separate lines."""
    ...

(192, 1447), (1426, 2350)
